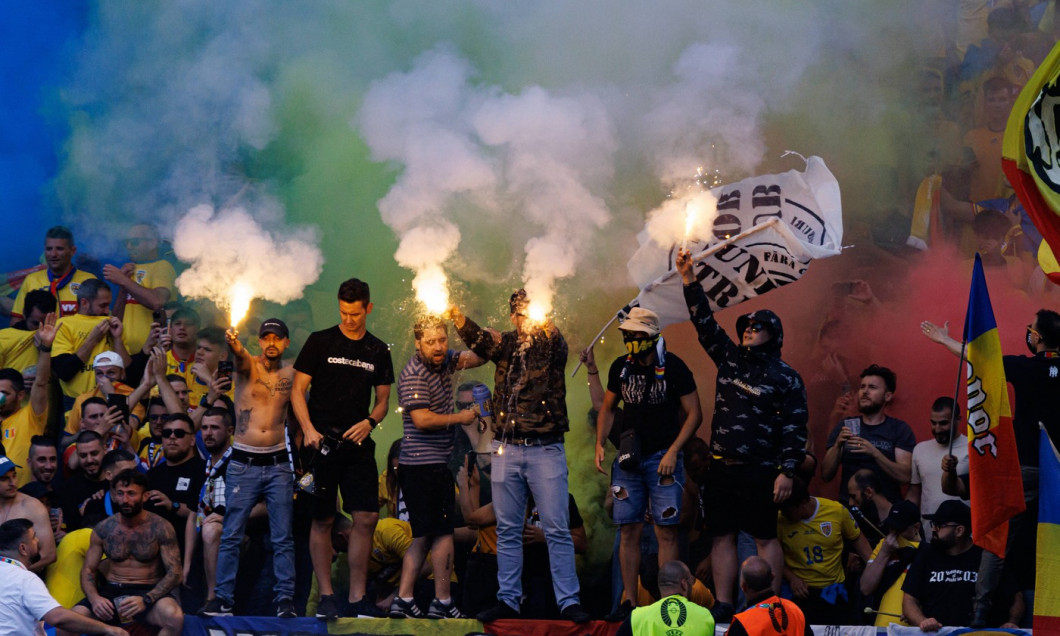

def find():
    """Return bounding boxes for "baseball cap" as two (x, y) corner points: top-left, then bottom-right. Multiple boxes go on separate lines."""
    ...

(882, 500), (921, 532)
(259, 318), (289, 339)
(0, 457), (19, 476)
(619, 307), (661, 337)
(925, 500), (971, 528)
(92, 351), (125, 369)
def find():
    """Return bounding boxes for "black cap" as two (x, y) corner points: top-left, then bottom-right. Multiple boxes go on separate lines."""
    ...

(925, 500), (971, 529)
(882, 500), (921, 532)
(259, 318), (289, 339)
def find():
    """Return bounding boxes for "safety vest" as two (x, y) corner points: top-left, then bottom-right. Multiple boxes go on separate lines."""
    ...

(730, 595), (806, 636)
(630, 594), (714, 636)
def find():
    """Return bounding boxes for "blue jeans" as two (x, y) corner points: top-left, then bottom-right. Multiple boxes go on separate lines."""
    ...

(491, 440), (580, 611)
(214, 460), (296, 603)
(611, 449), (685, 526)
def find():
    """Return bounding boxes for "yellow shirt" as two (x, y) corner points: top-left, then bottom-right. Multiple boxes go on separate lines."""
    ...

(52, 314), (114, 398)
(1, 403), (48, 488)
(121, 260), (176, 353)
(0, 328), (38, 376)
(12, 269), (97, 318)
(777, 497), (861, 588)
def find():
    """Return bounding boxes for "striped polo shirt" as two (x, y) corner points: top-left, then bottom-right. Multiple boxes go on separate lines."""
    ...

(398, 351), (461, 466)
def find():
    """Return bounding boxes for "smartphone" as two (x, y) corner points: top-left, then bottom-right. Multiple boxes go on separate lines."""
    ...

(152, 308), (166, 325)
(217, 360), (234, 383)
(106, 393), (129, 423)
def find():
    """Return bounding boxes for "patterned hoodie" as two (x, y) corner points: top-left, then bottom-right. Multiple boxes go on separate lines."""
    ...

(683, 282), (807, 472)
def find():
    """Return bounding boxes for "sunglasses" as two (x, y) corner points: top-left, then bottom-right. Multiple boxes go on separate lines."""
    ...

(746, 323), (765, 333)
(161, 429), (191, 439)
(1028, 324), (1040, 337)
(148, 414), (168, 422)
(455, 401), (475, 410)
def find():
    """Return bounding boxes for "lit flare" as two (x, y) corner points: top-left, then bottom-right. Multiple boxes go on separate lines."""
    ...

(413, 266), (450, 315)
(229, 283), (253, 328)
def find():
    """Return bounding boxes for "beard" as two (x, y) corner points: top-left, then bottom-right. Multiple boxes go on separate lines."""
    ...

(931, 534), (956, 550)
(28, 551), (41, 565)
(119, 501), (143, 518)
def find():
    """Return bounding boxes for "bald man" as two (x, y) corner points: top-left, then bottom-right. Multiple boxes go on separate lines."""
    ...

(616, 561), (714, 636)
(727, 557), (811, 636)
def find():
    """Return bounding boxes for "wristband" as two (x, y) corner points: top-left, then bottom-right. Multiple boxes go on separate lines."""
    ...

(587, 369), (599, 375)
(366, 417), (378, 429)
(199, 395), (210, 408)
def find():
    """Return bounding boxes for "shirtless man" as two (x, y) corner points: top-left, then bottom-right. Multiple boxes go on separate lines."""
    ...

(0, 456), (56, 573)
(200, 318), (297, 618)
(62, 469), (183, 636)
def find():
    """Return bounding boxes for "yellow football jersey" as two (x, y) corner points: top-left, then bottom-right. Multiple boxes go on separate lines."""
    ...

(777, 497), (861, 587)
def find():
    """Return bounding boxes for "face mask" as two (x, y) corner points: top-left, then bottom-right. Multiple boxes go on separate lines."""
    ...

(1027, 327), (1037, 354)
(623, 333), (658, 356)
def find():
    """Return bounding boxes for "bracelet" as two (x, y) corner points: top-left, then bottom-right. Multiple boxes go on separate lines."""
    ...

(199, 395), (210, 408)
(35, 343), (52, 353)
(366, 416), (378, 429)
(587, 369), (598, 375)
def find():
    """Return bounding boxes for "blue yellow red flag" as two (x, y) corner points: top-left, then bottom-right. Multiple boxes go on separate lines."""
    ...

(1002, 40), (1060, 285)
(1037, 425), (1060, 634)
(962, 254), (1025, 557)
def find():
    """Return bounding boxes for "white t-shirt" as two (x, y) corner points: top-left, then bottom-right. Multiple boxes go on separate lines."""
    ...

(0, 559), (60, 636)
(910, 436), (970, 529)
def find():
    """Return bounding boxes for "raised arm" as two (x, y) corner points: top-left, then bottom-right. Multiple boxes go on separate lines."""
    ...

(224, 328), (253, 374)
(29, 312), (56, 416)
(921, 320), (964, 358)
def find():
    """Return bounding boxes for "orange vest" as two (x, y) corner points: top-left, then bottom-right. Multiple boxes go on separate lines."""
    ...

(730, 596), (806, 636)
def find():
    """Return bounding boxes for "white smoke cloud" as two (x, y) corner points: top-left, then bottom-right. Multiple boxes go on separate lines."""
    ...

(172, 204), (324, 318)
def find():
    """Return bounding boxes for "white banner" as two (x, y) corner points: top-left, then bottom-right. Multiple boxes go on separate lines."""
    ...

(625, 155), (843, 327)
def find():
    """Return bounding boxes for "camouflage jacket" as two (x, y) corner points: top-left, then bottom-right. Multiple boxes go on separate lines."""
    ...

(456, 317), (569, 437)
(683, 282), (807, 472)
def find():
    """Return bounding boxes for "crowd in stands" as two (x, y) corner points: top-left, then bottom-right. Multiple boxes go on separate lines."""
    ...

(1, 4), (1059, 634)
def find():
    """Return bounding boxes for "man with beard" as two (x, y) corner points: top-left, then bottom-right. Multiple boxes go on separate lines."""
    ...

(292, 279), (394, 620)
(21, 436), (59, 494)
(902, 501), (1022, 631)
(593, 307), (701, 621)
(11, 226), (97, 319)
(907, 397), (968, 530)
(79, 450), (141, 529)
(52, 279), (133, 404)
(63, 469), (184, 636)
(60, 431), (109, 532)
(846, 469), (894, 549)
(0, 290), (55, 378)
(0, 518), (127, 636)
(145, 414), (205, 558)
(201, 318), (297, 618)
(0, 456), (56, 573)
(822, 364), (915, 502)
(386, 316), (484, 619)
(449, 290), (591, 624)
(187, 408), (240, 614)
(674, 249), (808, 621)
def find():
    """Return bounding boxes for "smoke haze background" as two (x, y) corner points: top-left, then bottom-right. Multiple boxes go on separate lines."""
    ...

(3, 0), (1030, 565)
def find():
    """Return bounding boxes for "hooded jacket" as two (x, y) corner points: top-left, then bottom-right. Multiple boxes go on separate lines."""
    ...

(683, 282), (808, 472)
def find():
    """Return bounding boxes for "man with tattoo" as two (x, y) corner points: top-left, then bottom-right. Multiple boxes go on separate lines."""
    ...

(62, 469), (184, 636)
(201, 318), (297, 618)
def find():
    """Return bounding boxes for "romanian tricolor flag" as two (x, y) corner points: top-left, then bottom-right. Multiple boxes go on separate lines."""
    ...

(1037, 425), (1060, 634)
(963, 254), (1025, 557)
(1001, 40), (1060, 285)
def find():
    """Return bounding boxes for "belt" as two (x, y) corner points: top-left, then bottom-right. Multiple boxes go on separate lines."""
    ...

(505, 433), (563, 447)
(232, 449), (289, 466)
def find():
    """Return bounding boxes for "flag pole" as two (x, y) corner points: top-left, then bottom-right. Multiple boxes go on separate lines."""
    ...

(948, 338), (968, 456)
(570, 218), (781, 377)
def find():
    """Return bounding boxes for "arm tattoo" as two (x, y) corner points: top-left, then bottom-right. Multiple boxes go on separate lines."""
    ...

(147, 517), (183, 598)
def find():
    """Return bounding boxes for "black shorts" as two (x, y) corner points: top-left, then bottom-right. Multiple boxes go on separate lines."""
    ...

(76, 581), (161, 626)
(703, 461), (779, 540)
(398, 463), (455, 538)
(301, 433), (378, 519)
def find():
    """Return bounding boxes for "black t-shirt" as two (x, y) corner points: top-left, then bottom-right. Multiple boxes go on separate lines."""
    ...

(60, 471), (107, 532)
(826, 416), (916, 501)
(902, 544), (982, 626)
(1004, 353), (1060, 467)
(147, 455), (206, 551)
(294, 326), (395, 434)
(606, 351), (697, 456)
